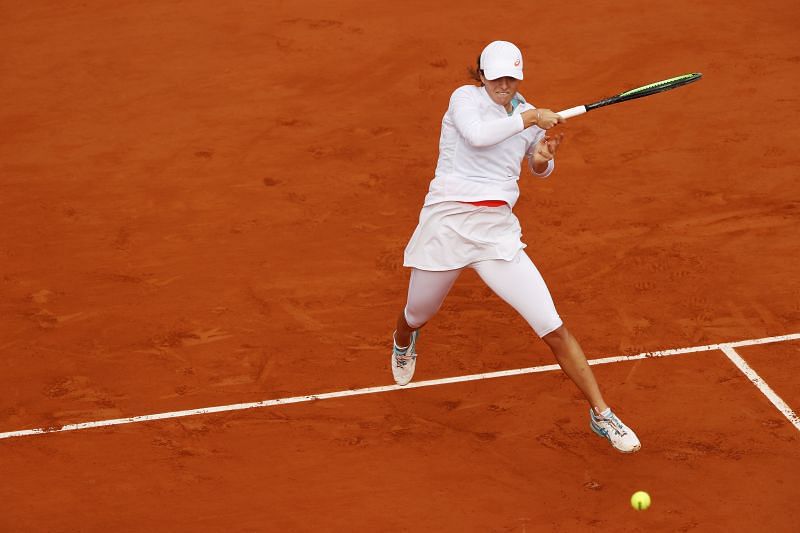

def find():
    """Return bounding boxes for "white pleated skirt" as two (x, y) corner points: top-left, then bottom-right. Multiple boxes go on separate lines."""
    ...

(403, 201), (526, 271)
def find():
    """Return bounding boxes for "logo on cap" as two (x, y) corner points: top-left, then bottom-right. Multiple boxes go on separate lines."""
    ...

(514, 58), (521, 66)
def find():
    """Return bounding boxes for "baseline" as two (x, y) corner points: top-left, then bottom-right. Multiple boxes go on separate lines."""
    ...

(1, 332), (798, 441)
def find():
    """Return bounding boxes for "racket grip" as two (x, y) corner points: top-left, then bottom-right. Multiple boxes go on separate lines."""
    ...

(556, 105), (587, 119)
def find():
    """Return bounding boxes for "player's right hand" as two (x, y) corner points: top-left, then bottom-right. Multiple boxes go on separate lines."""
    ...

(523, 108), (565, 130)
(536, 108), (565, 129)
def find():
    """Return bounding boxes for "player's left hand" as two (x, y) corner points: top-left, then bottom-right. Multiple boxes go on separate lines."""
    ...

(533, 133), (564, 164)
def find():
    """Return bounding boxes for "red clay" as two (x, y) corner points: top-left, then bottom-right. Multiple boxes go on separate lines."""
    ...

(1, 0), (799, 531)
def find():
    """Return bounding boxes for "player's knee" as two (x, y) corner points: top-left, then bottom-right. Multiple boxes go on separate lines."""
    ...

(542, 323), (569, 346)
(403, 306), (428, 330)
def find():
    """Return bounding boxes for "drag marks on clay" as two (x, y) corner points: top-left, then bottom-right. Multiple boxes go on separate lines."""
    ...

(180, 328), (234, 347)
(280, 300), (325, 332)
(41, 375), (125, 423)
(30, 289), (52, 304)
(281, 18), (343, 30)
(690, 188), (729, 206)
(147, 327), (232, 349)
(759, 418), (796, 444)
(665, 438), (746, 462)
(675, 297), (779, 344)
(229, 218), (260, 235)
(274, 18), (364, 55)
(307, 144), (363, 160)
(374, 247), (403, 274)
(149, 416), (233, 466)
(90, 269), (184, 292)
(274, 118), (308, 128)
(662, 206), (798, 237)
(535, 416), (587, 458)
(385, 409), (505, 446)
(111, 227), (131, 251)
(20, 288), (95, 331)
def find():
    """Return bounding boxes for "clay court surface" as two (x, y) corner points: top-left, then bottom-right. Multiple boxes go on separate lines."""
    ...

(2, 0), (799, 531)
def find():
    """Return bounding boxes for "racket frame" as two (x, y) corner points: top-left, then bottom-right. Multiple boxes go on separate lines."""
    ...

(556, 73), (702, 119)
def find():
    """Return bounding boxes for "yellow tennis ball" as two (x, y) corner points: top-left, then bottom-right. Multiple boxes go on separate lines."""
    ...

(631, 491), (651, 510)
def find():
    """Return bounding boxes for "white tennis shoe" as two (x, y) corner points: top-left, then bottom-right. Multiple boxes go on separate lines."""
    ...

(590, 408), (641, 453)
(391, 330), (418, 386)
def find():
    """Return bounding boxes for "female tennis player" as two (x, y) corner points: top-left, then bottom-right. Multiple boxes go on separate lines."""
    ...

(391, 41), (640, 453)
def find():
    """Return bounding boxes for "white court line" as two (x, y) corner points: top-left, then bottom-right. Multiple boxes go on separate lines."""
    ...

(720, 345), (800, 432)
(1, 332), (799, 441)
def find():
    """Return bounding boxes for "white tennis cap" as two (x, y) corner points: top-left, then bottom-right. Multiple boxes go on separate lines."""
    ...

(480, 41), (523, 80)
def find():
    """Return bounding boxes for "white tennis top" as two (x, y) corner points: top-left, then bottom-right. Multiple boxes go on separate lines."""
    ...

(423, 85), (553, 208)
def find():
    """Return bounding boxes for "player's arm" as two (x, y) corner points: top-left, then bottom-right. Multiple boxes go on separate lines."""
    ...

(450, 89), (526, 147)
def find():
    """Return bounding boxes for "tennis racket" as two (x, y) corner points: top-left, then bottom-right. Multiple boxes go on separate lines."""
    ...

(556, 73), (702, 119)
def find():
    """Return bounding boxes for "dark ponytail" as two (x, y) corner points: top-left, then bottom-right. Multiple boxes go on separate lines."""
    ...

(466, 54), (483, 85)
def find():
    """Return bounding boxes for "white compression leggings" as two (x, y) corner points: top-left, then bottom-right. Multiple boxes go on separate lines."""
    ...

(404, 250), (563, 338)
